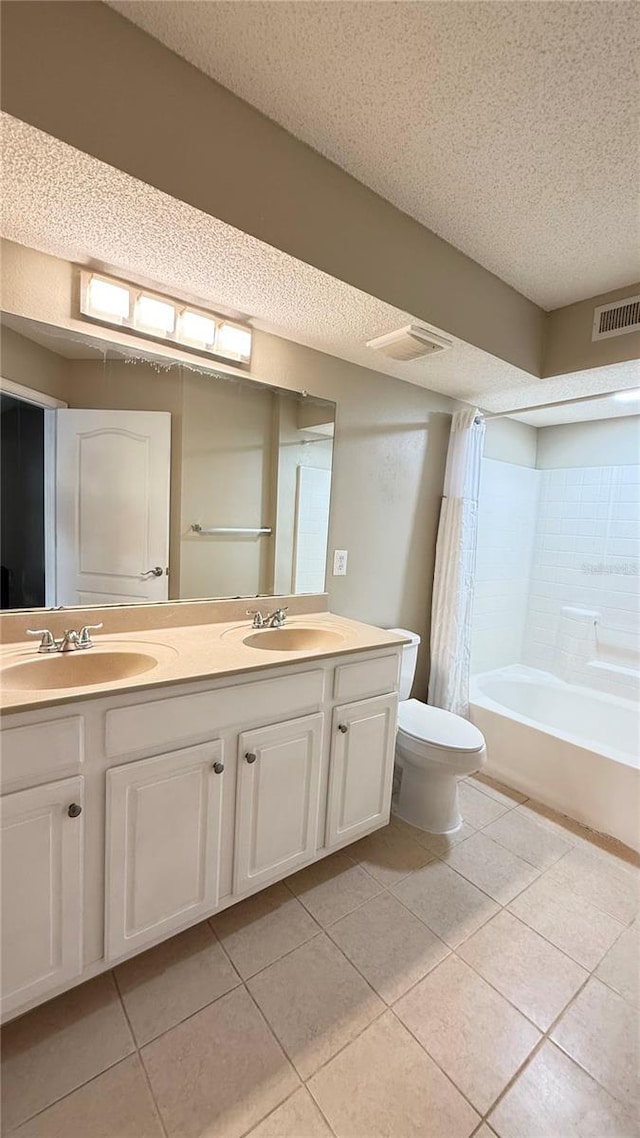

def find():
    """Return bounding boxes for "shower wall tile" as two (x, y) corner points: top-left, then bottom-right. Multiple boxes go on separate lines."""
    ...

(471, 459), (540, 673)
(523, 464), (640, 699)
(473, 459), (640, 700)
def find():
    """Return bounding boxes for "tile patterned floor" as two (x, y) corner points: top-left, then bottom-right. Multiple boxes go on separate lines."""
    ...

(2, 775), (639, 1138)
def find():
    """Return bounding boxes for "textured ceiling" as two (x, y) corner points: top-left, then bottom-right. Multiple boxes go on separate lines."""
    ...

(106, 0), (640, 311)
(1, 114), (638, 420)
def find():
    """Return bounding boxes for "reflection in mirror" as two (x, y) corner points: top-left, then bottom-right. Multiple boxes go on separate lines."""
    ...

(0, 314), (335, 611)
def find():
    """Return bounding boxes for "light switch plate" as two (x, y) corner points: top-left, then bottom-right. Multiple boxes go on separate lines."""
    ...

(333, 549), (348, 576)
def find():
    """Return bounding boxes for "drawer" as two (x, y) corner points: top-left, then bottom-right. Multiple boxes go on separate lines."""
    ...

(0, 717), (84, 792)
(333, 653), (400, 702)
(106, 668), (325, 757)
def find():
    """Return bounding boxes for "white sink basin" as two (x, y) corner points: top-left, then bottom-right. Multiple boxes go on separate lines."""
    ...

(242, 627), (346, 652)
(0, 649), (163, 691)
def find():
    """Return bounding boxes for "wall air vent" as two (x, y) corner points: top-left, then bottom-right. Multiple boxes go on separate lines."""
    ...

(592, 296), (640, 342)
(366, 324), (452, 361)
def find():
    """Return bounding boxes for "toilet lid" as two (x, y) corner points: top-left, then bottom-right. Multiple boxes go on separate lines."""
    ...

(398, 700), (485, 753)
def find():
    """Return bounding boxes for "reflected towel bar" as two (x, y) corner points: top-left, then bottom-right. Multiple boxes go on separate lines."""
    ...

(191, 523), (272, 536)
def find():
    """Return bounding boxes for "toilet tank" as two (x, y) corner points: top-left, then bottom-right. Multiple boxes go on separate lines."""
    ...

(388, 629), (421, 701)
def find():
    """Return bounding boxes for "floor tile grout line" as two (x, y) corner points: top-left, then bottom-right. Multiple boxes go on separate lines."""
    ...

(5, 801), (636, 1135)
(2, 1053), (155, 1138)
(229, 851), (637, 1105)
(393, 937), (607, 1128)
(236, 1083), (339, 1138)
(478, 966), (603, 1127)
(440, 831), (546, 902)
(475, 821), (576, 873)
(12, 903), (618, 1138)
(384, 1003), (484, 1125)
(197, 921), (341, 1137)
(209, 908), (325, 983)
(504, 891), (630, 972)
(472, 779), (640, 869)
(379, 866), (637, 1040)
(475, 774), (640, 866)
(3, 972), (143, 1135)
(286, 874), (387, 928)
(111, 967), (170, 1138)
(243, 924), (326, 981)
(244, 952), (390, 1093)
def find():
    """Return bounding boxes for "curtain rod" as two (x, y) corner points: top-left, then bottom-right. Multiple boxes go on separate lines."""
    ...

(481, 388), (637, 420)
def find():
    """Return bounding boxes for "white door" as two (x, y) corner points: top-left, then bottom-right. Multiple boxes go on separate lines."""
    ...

(55, 409), (171, 605)
(235, 714), (324, 893)
(1, 777), (84, 1019)
(105, 741), (224, 960)
(326, 695), (397, 848)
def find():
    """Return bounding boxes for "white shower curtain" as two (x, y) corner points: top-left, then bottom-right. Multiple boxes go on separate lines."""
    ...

(428, 408), (485, 717)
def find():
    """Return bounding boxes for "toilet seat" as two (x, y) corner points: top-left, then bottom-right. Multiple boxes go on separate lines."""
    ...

(398, 699), (485, 753)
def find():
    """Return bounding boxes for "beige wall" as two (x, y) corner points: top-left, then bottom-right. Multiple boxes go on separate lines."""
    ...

(544, 283), (640, 378)
(536, 416), (640, 469)
(1, 324), (68, 399)
(483, 418), (538, 467)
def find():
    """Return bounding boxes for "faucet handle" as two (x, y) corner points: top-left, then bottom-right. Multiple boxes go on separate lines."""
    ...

(247, 609), (265, 628)
(26, 629), (58, 653)
(78, 623), (103, 648)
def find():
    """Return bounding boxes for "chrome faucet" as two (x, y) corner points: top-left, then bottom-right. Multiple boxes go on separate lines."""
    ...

(267, 608), (288, 628)
(247, 607), (288, 630)
(27, 623), (103, 653)
(59, 630), (80, 653)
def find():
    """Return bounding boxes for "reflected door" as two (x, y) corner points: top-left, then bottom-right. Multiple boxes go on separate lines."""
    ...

(55, 409), (170, 605)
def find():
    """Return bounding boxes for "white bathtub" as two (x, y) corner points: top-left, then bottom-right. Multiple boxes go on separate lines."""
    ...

(470, 666), (640, 852)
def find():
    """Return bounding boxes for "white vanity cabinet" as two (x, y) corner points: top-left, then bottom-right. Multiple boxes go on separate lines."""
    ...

(0, 776), (84, 1019)
(105, 740), (225, 959)
(327, 694), (397, 847)
(0, 644), (401, 1021)
(234, 713), (324, 893)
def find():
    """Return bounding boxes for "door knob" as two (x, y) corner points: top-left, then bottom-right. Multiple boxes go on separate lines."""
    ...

(338, 723), (349, 734)
(245, 752), (257, 764)
(142, 566), (163, 578)
(212, 761), (224, 774)
(67, 803), (82, 818)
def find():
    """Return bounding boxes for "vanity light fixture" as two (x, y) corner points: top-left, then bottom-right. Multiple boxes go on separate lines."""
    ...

(179, 309), (217, 350)
(84, 275), (131, 323)
(80, 270), (252, 364)
(216, 322), (253, 363)
(135, 294), (176, 336)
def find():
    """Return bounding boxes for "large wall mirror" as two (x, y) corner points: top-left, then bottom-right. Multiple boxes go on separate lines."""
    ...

(0, 314), (335, 611)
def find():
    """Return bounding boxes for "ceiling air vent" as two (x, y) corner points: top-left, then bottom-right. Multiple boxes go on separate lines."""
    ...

(366, 324), (452, 360)
(592, 296), (640, 342)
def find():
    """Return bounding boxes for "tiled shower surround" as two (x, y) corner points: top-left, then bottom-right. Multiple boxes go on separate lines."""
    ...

(473, 459), (640, 698)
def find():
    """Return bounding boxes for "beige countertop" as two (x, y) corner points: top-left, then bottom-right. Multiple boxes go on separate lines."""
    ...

(0, 613), (409, 715)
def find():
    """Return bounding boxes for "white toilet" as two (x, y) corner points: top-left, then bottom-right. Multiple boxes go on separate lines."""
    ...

(390, 629), (487, 834)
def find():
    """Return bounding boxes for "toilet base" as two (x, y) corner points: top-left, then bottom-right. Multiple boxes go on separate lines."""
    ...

(395, 763), (463, 835)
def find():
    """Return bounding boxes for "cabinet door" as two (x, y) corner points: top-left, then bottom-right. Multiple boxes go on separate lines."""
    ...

(326, 694), (397, 848)
(106, 741), (224, 960)
(1, 776), (84, 1018)
(235, 714), (324, 893)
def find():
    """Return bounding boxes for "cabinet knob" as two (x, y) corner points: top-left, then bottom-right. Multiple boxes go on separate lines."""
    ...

(67, 803), (82, 818)
(338, 723), (349, 734)
(245, 752), (257, 764)
(212, 761), (224, 775)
